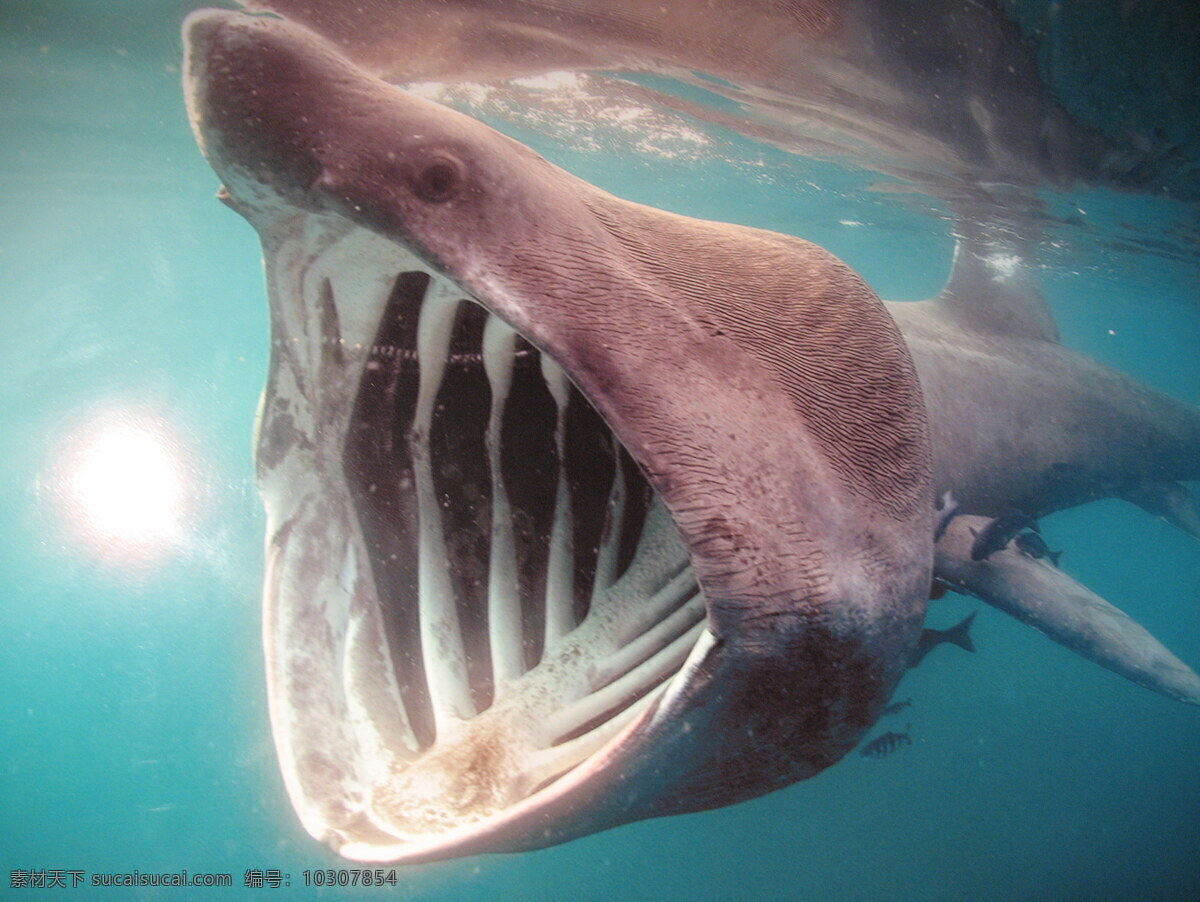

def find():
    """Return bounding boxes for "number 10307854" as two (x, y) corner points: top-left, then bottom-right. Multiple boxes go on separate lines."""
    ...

(302, 869), (399, 887)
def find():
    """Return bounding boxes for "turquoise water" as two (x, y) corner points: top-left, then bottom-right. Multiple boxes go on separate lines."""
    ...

(2, 4), (1198, 900)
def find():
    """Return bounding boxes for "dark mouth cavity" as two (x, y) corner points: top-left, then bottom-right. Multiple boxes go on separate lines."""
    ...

(342, 268), (655, 749)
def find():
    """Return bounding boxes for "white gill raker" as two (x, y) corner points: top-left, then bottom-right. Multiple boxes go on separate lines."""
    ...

(411, 280), (474, 731)
(590, 441), (627, 604)
(612, 563), (699, 647)
(543, 618), (706, 744)
(595, 497), (687, 607)
(591, 591), (706, 689)
(324, 237), (416, 356)
(540, 353), (575, 649)
(575, 497), (693, 647)
(481, 314), (524, 689)
(525, 682), (665, 792)
(341, 570), (422, 766)
(650, 626), (718, 730)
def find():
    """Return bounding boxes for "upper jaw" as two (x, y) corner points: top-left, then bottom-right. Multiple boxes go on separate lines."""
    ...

(185, 8), (933, 862)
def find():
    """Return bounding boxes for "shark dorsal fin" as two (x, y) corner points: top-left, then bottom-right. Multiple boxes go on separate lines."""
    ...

(934, 229), (1060, 344)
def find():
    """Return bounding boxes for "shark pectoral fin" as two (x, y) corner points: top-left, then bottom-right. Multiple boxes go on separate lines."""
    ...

(1120, 480), (1200, 542)
(932, 221), (1059, 343)
(935, 515), (1200, 706)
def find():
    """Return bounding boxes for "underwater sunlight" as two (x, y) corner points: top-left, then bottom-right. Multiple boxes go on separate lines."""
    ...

(56, 412), (193, 560)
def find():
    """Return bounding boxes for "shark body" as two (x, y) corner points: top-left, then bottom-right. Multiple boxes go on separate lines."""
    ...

(183, 10), (1200, 864)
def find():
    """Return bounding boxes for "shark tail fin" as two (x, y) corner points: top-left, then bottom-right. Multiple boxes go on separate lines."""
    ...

(935, 221), (1059, 343)
(944, 611), (977, 653)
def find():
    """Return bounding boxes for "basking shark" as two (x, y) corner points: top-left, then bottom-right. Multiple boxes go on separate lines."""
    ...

(183, 10), (1200, 863)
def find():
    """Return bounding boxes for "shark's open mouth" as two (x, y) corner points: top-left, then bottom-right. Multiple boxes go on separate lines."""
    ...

(342, 262), (695, 753)
(256, 216), (714, 859)
(186, 8), (938, 865)
(183, 3), (1200, 871)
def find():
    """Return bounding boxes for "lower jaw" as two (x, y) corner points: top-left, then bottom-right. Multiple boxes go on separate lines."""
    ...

(253, 211), (712, 859)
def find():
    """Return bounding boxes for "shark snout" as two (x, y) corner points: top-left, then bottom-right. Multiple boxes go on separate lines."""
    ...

(183, 9), (363, 207)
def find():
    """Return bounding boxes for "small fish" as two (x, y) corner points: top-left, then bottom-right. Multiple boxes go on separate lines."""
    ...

(970, 511), (1038, 561)
(881, 697), (913, 717)
(929, 577), (950, 600)
(909, 611), (976, 668)
(1013, 531), (1063, 566)
(860, 725), (913, 759)
(933, 490), (959, 542)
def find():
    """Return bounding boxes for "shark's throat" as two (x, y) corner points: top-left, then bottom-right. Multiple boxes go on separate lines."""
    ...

(255, 209), (708, 856)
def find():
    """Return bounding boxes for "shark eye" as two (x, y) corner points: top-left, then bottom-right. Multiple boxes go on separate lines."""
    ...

(412, 155), (462, 203)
